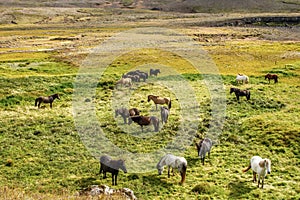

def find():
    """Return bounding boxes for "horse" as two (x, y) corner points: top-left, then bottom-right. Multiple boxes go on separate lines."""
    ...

(116, 78), (132, 88)
(265, 73), (278, 84)
(236, 74), (249, 84)
(230, 87), (250, 101)
(150, 69), (161, 76)
(195, 138), (212, 165)
(35, 93), (60, 109)
(148, 95), (171, 110)
(115, 108), (130, 124)
(242, 156), (271, 189)
(99, 155), (127, 186)
(115, 107), (140, 124)
(156, 154), (187, 184)
(128, 107), (140, 124)
(160, 106), (169, 124)
(128, 115), (159, 132)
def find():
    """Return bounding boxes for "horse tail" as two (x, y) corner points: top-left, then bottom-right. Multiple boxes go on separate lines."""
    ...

(168, 99), (171, 109)
(242, 165), (251, 173)
(180, 163), (187, 184)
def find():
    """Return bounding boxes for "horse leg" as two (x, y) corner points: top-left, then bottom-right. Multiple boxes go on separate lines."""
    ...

(261, 176), (264, 189)
(50, 102), (52, 109)
(168, 166), (171, 178)
(257, 174), (261, 188)
(236, 94), (240, 102)
(38, 101), (41, 108)
(252, 172), (256, 182)
(202, 157), (205, 166)
(112, 174), (115, 185)
(155, 104), (158, 110)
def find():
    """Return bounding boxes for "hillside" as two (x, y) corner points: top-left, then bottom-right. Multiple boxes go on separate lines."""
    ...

(0, 3), (299, 200)
(1, 0), (300, 13)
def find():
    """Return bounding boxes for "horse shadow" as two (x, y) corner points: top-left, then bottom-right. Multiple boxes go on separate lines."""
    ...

(228, 179), (255, 199)
(143, 174), (175, 188)
(75, 177), (98, 189)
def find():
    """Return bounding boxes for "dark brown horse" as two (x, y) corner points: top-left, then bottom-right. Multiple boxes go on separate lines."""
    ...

(265, 73), (278, 83)
(148, 95), (171, 110)
(230, 88), (250, 101)
(35, 93), (60, 108)
(128, 115), (159, 132)
(99, 155), (127, 186)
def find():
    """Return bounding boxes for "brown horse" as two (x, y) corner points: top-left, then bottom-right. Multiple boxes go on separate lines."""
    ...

(230, 87), (250, 101)
(265, 73), (278, 84)
(35, 93), (60, 108)
(148, 95), (171, 110)
(128, 115), (159, 132)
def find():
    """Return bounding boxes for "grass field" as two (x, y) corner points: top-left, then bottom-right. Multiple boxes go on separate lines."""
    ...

(0, 6), (300, 200)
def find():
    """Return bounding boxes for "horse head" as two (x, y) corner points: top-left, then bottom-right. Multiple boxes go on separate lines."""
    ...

(118, 159), (127, 173)
(147, 95), (152, 102)
(115, 109), (120, 117)
(53, 93), (60, 100)
(230, 88), (234, 94)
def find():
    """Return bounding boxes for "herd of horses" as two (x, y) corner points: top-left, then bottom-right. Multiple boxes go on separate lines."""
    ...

(34, 71), (276, 189)
(231, 73), (278, 102)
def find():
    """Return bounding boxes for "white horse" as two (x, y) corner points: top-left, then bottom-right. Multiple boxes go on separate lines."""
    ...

(116, 78), (132, 88)
(156, 154), (187, 184)
(236, 74), (249, 84)
(242, 156), (271, 189)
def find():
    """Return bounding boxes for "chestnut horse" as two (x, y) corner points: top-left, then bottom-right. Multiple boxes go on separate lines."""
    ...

(128, 115), (159, 132)
(265, 73), (278, 84)
(148, 95), (171, 110)
(35, 93), (60, 109)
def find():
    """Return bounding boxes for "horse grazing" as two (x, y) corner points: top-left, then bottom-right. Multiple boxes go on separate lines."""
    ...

(243, 156), (271, 189)
(160, 106), (169, 124)
(265, 73), (278, 84)
(196, 138), (212, 165)
(99, 155), (127, 186)
(236, 74), (249, 84)
(150, 69), (161, 76)
(230, 87), (250, 101)
(156, 154), (187, 184)
(35, 93), (60, 109)
(129, 115), (159, 132)
(116, 78), (132, 88)
(148, 95), (171, 110)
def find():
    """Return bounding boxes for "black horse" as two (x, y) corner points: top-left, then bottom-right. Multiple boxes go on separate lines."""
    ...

(99, 155), (127, 185)
(35, 93), (60, 108)
(150, 68), (161, 76)
(230, 87), (250, 101)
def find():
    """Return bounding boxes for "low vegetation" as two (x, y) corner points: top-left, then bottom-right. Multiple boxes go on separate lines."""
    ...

(0, 6), (299, 200)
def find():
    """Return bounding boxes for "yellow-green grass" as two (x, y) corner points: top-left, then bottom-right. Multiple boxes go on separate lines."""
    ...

(0, 26), (299, 200)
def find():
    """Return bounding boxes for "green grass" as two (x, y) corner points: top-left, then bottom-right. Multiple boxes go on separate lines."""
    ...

(0, 24), (300, 200)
